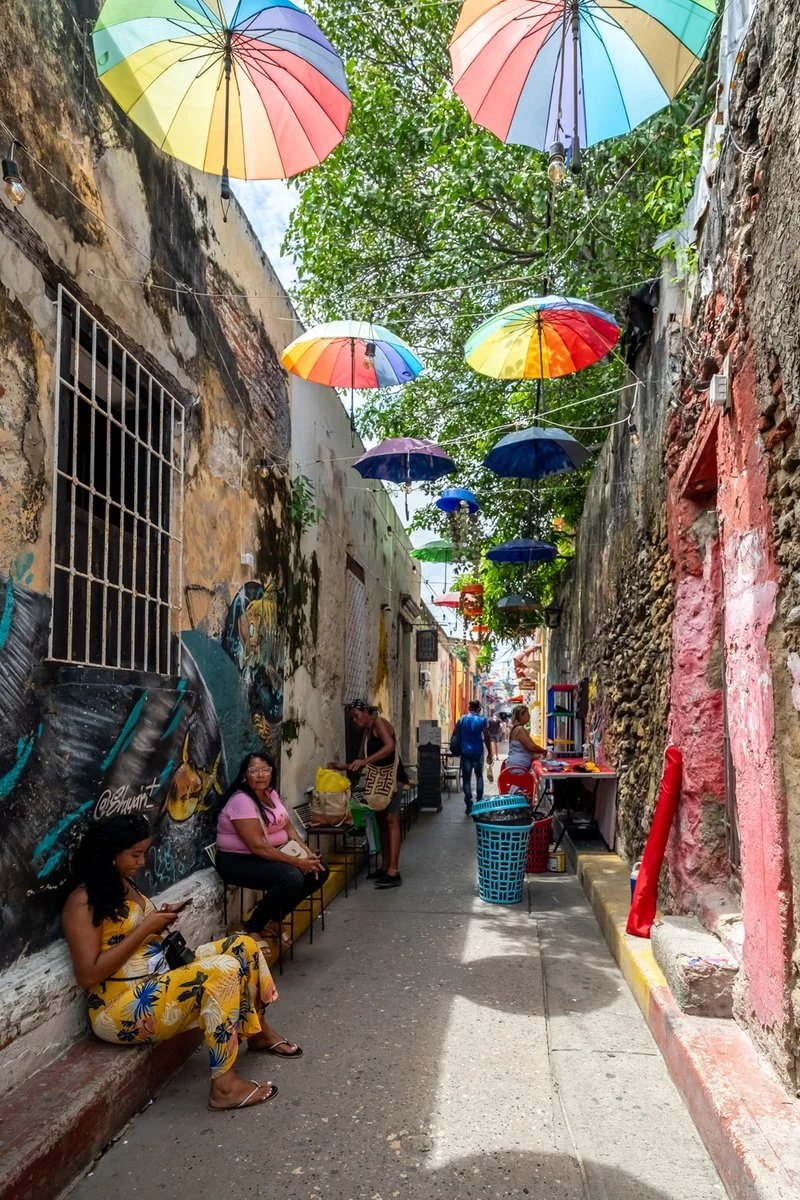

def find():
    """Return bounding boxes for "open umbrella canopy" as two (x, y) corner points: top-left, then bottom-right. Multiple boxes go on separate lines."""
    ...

(411, 539), (456, 564)
(282, 321), (423, 389)
(436, 487), (480, 514)
(93, 0), (351, 186)
(486, 539), (558, 564)
(433, 592), (462, 609)
(449, 0), (716, 152)
(352, 438), (455, 483)
(498, 594), (541, 611)
(466, 296), (619, 380)
(484, 426), (591, 480)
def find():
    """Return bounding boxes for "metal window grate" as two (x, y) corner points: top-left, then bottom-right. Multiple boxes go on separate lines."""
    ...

(49, 287), (185, 675)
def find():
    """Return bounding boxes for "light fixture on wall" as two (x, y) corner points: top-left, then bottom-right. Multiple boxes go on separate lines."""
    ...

(259, 458), (270, 479)
(628, 422), (641, 447)
(2, 142), (26, 206)
(544, 604), (562, 630)
(547, 141), (566, 185)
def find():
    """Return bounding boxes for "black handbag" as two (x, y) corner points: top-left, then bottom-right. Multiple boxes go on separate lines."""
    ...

(449, 721), (462, 757)
(161, 929), (195, 969)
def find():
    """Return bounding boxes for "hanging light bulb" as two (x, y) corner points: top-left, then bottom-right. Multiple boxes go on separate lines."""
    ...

(363, 340), (377, 372)
(629, 421), (641, 448)
(547, 141), (566, 186)
(2, 143), (26, 206)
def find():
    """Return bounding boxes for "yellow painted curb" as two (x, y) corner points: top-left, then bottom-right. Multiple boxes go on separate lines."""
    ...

(577, 853), (667, 1022)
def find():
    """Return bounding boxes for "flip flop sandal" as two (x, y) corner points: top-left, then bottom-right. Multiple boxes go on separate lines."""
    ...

(208, 1080), (278, 1111)
(256, 1039), (304, 1059)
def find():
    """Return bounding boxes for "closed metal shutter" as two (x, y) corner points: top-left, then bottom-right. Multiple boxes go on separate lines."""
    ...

(345, 568), (367, 702)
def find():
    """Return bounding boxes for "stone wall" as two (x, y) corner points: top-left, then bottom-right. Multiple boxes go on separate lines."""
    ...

(549, 284), (681, 861)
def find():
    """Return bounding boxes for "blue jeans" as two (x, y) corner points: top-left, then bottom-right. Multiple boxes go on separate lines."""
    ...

(461, 754), (484, 805)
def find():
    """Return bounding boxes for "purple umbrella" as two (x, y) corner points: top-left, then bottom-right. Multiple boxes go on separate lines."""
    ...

(353, 438), (455, 484)
(354, 438), (455, 518)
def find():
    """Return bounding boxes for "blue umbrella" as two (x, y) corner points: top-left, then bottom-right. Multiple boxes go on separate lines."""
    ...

(353, 437), (455, 483)
(436, 487), (480, 514)
(486, 539), (558, 564)
(484, 426), (590, 480)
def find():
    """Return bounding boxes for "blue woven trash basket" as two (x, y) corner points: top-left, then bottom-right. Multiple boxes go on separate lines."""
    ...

(475, 818), (532, 904)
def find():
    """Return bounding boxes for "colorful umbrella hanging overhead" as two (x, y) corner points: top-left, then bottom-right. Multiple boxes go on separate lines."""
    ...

(449, 0), (717, 164)
(486, 538), (558, 564)
(465, 296), (619, 381)
(436, 487), (480, 515)
(484, 426), (591, 479)
(352, 438), (455, 517)
(282, 320), (423, 436)
(411, 538), (457, 589)
(410, 539), (456, 564)
(433, 592), (462, 609)
(498, 594), (541, 611)
(93, 0), (351, 211)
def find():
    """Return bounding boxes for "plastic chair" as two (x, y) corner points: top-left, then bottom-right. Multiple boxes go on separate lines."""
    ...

(497, 763), (535, 799)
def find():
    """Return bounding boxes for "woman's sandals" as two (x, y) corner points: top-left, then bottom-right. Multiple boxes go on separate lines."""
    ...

(209, 1080), (278, 1111)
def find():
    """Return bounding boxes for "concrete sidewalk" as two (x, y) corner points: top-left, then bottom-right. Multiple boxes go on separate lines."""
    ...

(69, 799), (723, 1200)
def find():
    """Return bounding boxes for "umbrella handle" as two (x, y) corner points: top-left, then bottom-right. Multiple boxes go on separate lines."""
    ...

(571, 6), (582, 175)
(350, 337), (355, 447)
(221, 31), (233, 221)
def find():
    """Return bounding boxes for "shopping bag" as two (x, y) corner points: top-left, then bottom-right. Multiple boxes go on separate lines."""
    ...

(311, 768), (352, 826)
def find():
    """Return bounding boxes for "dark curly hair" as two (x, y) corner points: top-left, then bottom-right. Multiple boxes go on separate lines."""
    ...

(70, 815), (151, 926)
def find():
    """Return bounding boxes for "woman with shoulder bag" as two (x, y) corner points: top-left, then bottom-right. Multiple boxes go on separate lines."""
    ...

(337, 699), (407, 889)
(215, 754), (330, 950)
(62, 814), (299, 1111)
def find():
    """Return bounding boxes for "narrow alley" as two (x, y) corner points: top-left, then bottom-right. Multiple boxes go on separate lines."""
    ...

(69, 799), (723, 1200)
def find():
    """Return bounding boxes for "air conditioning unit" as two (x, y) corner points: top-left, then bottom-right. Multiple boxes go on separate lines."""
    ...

(419, 669), (432, 689)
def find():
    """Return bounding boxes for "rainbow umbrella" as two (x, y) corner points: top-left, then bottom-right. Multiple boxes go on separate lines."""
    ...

(282, 320), (423, 434)
(93, 0), (350, 210)
(449, 0), (716, 163)
(465, 296), (619, 381)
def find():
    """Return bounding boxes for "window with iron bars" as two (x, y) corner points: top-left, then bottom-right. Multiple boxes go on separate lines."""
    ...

(49, 287), (185, 675)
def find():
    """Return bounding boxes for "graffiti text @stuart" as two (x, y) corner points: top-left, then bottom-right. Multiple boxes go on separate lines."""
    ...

(95, 780), (160, 818)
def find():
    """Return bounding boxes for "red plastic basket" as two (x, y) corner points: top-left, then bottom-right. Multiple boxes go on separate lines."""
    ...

(526, 817), (553, 873)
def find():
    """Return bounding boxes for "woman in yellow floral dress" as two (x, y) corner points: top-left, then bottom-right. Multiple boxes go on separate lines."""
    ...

(62, 815), (302, 1111)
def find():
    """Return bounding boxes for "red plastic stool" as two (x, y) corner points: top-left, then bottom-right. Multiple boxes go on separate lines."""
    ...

(526, 817), (553, 873)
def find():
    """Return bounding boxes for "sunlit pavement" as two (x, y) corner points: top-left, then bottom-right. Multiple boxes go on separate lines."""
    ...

(70, 796), (724, 1200)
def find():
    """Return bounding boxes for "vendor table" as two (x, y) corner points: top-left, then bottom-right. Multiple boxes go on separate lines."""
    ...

(536, 765), (618, 851)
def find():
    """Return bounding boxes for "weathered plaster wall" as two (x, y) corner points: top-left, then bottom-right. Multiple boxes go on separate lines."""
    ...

(280, 375), (425, 800)
(0, 0), (295, 974)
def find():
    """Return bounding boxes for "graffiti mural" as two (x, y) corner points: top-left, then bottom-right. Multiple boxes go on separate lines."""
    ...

(0, 569), (289, 971)
(222, 580), (285, 761)
(0, 571), (230, 970)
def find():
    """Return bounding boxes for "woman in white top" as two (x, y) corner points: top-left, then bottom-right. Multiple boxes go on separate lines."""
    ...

(505, 705), (547, 770)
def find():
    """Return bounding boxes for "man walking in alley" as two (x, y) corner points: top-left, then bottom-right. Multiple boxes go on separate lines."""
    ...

(455, 700), (493, 816)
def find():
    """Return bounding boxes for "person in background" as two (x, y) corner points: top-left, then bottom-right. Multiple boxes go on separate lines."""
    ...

(215, 754), (329, 948)
(455, 699), (493, 815)
(506, 704), (547, 771)
(486, 712), (503, 759)
(62, 815), (299, 1111)
(333, 700), (407, 889)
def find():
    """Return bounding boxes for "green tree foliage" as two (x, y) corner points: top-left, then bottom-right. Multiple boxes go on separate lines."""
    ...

(285, 1), (711, 636)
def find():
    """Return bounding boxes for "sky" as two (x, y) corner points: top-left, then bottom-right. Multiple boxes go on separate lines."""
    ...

(234, 179), (465, 640)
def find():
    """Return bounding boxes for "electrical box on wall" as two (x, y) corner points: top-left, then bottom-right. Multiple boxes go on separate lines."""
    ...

(709, 375), (729, 410)
(419, 669), (432, 689)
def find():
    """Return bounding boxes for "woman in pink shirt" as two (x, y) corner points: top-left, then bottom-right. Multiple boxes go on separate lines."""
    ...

(216, 755), (329, 954)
